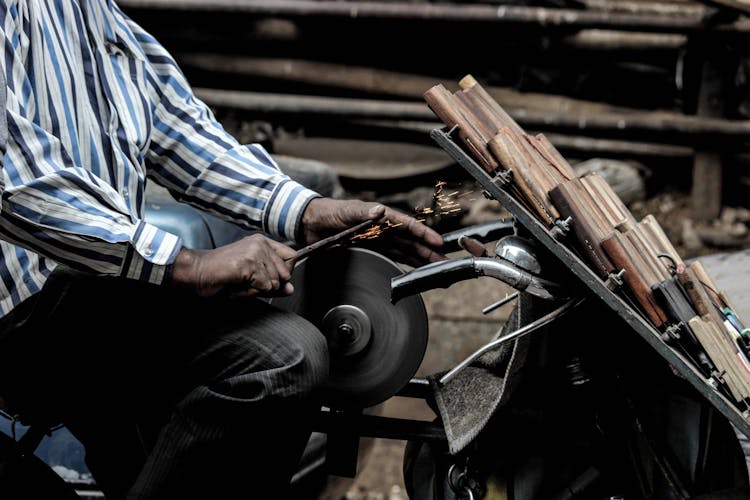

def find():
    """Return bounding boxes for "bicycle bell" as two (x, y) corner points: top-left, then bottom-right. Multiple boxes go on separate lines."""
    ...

(494, 234), (542, 275)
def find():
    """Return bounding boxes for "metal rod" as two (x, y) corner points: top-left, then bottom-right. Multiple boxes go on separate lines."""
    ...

(289, 219), (375, 262)
(482, 292), (520, 315)
(439, 297), (586, 385)
(314, 410), (447, 442)
(118, 0), (750, 34)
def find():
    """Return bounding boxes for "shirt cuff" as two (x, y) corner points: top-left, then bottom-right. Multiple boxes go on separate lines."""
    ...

(262, 179), (321, 243)
(120, 220), (183, 284)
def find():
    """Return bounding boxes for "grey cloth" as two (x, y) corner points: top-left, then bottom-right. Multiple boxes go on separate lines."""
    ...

(431, 294), (534, 454)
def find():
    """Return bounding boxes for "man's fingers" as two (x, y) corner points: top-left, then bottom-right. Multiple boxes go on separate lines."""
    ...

(367, 204), (386, 220)
(385, 207), (444, 249)
(264, 243), (294, 282)
(368, 235), (446, 267)
(390, 235), (447, 264)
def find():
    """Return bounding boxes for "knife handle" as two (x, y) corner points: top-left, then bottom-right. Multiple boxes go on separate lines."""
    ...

(488, 130), (557, 225)
(579, 172), (636, 232)
(601, 232), (668, 328)
(458, 74), (525, 136)
(550, 179), (615, 278)
(424, 84), (499, 173)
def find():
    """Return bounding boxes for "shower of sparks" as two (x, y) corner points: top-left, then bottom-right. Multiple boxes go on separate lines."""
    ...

(340, 181), (476, 245)
(348, 220), (403, 243)
(415, 181), (475, 221)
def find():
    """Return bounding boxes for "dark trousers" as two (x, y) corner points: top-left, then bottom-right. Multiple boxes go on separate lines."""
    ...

(0, 266), (329, 499)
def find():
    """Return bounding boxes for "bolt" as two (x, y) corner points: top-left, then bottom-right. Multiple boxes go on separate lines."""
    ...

(338, 323), (355, 342)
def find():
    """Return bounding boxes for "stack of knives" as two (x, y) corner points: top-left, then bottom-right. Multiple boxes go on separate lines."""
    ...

(425, 75), (750, 410)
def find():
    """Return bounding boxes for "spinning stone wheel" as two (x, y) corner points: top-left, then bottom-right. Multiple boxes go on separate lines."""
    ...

(271, 247), (429, 409)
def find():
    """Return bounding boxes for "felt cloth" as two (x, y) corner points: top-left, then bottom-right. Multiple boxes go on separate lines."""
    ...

(429, 294), (537, 455)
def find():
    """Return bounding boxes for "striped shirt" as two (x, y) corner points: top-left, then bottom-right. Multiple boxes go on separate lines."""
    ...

(0, 0), (320, 317)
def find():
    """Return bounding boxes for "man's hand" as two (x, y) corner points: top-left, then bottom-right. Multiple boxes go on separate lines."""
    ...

(169, 233), (297, 298)
(301, 198), (446, 267)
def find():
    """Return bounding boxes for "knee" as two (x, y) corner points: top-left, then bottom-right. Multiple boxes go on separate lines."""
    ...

(285, 327), (329, 400)
(206, 306), (330, 403)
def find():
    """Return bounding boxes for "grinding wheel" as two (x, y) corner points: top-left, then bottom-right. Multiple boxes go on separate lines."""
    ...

(270, 247), (428, 409)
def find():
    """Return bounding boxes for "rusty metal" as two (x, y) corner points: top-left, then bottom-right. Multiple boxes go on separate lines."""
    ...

(289, 219), (375, 262)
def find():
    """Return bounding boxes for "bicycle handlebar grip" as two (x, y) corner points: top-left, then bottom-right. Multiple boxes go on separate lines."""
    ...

(391, 257), (479, 304)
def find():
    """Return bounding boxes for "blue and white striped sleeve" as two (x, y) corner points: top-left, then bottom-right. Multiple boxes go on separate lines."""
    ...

(131, 20), (320, 244)
(0, 61), (7, 197)
(0, 20), (181, 285)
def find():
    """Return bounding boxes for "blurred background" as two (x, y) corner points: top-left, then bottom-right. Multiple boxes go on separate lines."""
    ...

(21, 1), (750, 498)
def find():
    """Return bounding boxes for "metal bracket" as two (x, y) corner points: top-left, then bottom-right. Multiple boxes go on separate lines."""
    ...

(711, 369), (727, 387)
(555, 216), (573, 234)
(550, 216), (573, 240)
(491, 169), (512, 188)
(663, 322), (683, 343)
(604, 269), (626, 291)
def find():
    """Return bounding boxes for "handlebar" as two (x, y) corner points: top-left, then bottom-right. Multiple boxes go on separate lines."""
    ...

(391, 256), (565, 303)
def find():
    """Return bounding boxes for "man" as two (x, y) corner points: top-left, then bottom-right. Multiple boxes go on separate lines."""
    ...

(0, 1), (445, 498)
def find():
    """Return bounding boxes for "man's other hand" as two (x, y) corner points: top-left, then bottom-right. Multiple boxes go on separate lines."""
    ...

(301, 198), (446, 267)
(169, 234), (296, 298)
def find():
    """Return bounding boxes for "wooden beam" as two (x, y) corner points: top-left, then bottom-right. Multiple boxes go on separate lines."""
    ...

(691, 52), (726, 221)
(118, 0), (750, 34)
(193, 87), (750, 145)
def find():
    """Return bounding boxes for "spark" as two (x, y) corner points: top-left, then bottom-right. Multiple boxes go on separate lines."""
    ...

(349, 220), (403, 243)
(415, 180), (475, 219)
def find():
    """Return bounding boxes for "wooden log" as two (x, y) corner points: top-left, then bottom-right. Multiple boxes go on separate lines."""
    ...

(347, 119), (695, 160)
(118, 0), (750, 33)
(179, 55), (750, 144)
(701, 0), (750, 15)
(561, 29), (687, 51)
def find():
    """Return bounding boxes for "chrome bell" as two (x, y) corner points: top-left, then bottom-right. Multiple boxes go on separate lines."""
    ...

(494, 235), (542, 275)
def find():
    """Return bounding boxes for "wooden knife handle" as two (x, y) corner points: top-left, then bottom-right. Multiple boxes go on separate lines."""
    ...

(458, 74), (525, 136)
(640, 214), (684, 269)
(489, 130), (557, 225)
(423, 84), (499, 173)
(524, 133), (575, 183)
(601, 232), (668, 328)
(689, 316), (748, 403)
(579, 172), (636, 232)
(550, 179), (616, 278)
(625, 227), (671, 283)
(531, 133), (577, 180)
(677, 266), (719, 319)
(687, 261), (723, 307)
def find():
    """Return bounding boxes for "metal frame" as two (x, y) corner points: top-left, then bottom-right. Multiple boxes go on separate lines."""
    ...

(430, 126), (750, 439)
